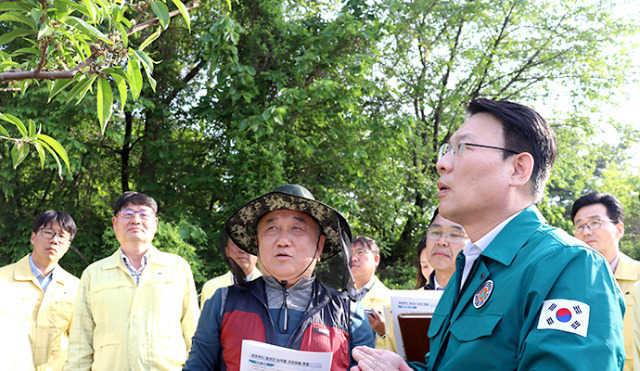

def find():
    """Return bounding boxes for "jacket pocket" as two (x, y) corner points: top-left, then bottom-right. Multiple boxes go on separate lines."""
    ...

(93, 333), (125, 371)
(151, 333), (188, 367)
(449, 313), (502, 342)
(427, 312), (447, 339)
(50, 299), (75, 331)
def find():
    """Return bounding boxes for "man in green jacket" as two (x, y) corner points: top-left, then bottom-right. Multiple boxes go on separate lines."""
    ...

(351, 98), (625, 370)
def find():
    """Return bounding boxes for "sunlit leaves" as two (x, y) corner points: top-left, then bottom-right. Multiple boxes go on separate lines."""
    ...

(0, 0), (197, 173)
(0, 113), (70, 176)
(96, 78), (113, 134)
(150, 1), (171, 30)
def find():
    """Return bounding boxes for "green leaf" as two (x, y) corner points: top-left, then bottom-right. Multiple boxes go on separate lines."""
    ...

(149, 1), (170, 30)
(0, 2), (33, 11)
(19, 79), (30, 97)
(11, 142), (30, 169)
(127, 56), (143, 101)
(48, 78), (75, 103)
(133, 49), (157, 91)
(54, 0), (86, 14)
(80, 0), (97, 22)
(28, 9), (44, 27)
(27, 119), (36, 137)
(33, 141), (46, 168)
(115, 22), (128, 48)
(0, 113), (28, 137)
(13, 47), (41, 56)
(0, 123), (9, 137)
(0, 28), (32, 46)
(170, 0), (191, 31)
(103, 67), (129, 109)
(113, 75), (127, 111)
(58, 28), (84, 57)
(38, 23), (56, 39)
(34, 139), (64, 177)
(67, 16), (114, 45)
(96, 77), (113, 134)
(133, 49), (156, 72)
(139, 27), (161, 51)
(34, 134), (70, 174)
(66, 75), (97, 105)
(112, 4), (124, 22)
(0, 12), (36, 30)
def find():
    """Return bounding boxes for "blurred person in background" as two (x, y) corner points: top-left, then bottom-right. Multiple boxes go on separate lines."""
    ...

(572, 192), (640, 371)
(414, 236), (434, 289)
(200, 229), (261, 309)
(350, 236), (393, 350)
(422, 209), (469, 290)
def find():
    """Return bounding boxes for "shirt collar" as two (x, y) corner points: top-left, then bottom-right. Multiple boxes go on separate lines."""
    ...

(354, 277), (376, 300)
(120, 248), (150, 269)
(433, 275), (445, 290)
(29, 254), (55, 280)
(610, 252), (620, 273)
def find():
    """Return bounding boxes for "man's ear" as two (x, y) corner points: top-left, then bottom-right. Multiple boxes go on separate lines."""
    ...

(510, 152), (534, 187)
(316, 235), (326, 261)
(615, 222), (625, 240)
(374, 254), (380, 268)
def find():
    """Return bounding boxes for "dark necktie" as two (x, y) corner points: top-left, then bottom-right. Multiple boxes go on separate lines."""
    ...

(453, 251), (466, 305)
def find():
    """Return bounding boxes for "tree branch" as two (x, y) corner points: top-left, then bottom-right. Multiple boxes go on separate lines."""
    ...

(0, 0), (200, 83)
(0, 49), (99, 82)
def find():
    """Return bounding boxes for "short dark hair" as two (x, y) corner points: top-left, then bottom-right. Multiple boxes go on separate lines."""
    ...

(468, 98), (557, 202)
(33, 210), (77, 241)
(352, 236), (380, 256)
(113, 191), (158, 215)
(571, 192), (624, 225)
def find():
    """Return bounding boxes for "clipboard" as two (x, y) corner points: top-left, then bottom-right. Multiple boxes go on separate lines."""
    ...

(397, 313), (432, 363)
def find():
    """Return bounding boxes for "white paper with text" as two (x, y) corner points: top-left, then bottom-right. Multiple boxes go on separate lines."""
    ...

(240, 340), (332, 371)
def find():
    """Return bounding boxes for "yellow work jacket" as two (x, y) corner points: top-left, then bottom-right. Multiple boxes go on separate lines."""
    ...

(0, 254), (79, 371)
(360, 275), (395, 351)
(64, 247), (199, 371)
(614, 252), (640, 371)
(200, 269), (262, 309)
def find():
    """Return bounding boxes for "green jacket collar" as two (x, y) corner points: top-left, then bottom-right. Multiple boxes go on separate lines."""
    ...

(481, 205), (546, 267)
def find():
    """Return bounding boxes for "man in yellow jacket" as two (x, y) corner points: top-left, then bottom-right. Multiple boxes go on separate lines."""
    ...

(349, 236), (394, 351)
(65, 192), (199, 371)
(572, 192), (640, 371)
(0, 210), (79, 371)
(200, 230), (261, 309)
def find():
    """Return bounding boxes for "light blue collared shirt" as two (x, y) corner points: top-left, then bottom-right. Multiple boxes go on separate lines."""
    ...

(29, 254), (54, 291)
(120, 249), (150, 285)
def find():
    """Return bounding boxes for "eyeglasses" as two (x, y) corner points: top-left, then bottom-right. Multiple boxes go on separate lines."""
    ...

(427, 229), (468, 243)
(117, 209), (155, 220)
(575, 219), (612, 234)
(39, 228), (71, 242)
(438, 140), (519, 158)
(353, 249), (373, 258)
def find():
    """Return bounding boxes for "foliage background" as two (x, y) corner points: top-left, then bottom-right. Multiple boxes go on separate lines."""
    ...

(1, 0), (639, 290)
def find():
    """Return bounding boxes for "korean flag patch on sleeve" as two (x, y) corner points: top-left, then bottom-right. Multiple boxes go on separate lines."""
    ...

(537, 299), (590, 337)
